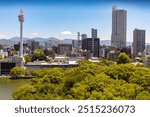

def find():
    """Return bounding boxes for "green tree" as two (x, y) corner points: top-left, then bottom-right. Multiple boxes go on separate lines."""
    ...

(104, 64), (136, 82)
(32, 49), (46, 61)
(10, 66), (29, 79)
(99, 58), (115, 66)
(138, 57), (145, 63)
(12, 85), (36, 100)
(11, 50), (18, 55)
(12, 60), (150, 100)
(136, 91), (150, 100)
(129, 67), (150, 89)
(117, 52), (131, 64)
(24, 54), (31, 63)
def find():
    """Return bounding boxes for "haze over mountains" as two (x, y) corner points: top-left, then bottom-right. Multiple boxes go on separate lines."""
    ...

(0, 37), (72, 46)
(0, 37), (138, 46)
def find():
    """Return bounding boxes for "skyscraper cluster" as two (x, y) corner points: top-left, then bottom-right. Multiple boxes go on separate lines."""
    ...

(81, 6), (146, 59)
(17, 6), (146, 61)
(82, 28), (100, 57)
(111, 6), (145, 58)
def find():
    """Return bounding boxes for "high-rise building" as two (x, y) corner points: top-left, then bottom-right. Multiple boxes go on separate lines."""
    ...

(72, 40), (78, 48)
(133, 29), (145, 57)
(14, 43), (28, 52)
(44, 40), (54, 50)
(82, 38), (100, 57)
(26, 40), (40, 51)
(91, 28), (98, 57)
(111, 6), (127, 48)
(145, 45), (150, 56)
(77, 32), (81, 49)
(81, 34), (87, 40)
(30, 40), (40, 51)
(91, 28), (97, 38)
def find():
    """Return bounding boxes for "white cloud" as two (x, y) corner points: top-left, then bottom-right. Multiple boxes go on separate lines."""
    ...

(0, 35), (7, 39)
(31, 32), (40, 37)
(61, 31), (72, 35)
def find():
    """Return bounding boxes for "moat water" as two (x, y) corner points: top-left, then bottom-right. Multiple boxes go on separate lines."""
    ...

(0, 79), (31, 100)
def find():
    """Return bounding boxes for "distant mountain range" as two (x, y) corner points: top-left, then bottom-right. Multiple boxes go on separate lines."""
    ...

(100, 40), (133, 46)
(0, 37), (74, 46)
(0, 37), (149, 46)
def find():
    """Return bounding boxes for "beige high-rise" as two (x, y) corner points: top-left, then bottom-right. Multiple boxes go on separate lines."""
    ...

(111, 6), (127, 48)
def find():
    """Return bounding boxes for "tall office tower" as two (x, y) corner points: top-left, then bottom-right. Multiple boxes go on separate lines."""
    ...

(81, 34), (87, 40)
(31, 40), (40, 51)
(133, 29), (145, 57)
(91, 28), (97, 38)
(111, 6), (127, 48)
(18, 9), (24, 58)
(82, 38), (100, 57)
(91, 28), (98, 57)
(77, 32), (81, 48)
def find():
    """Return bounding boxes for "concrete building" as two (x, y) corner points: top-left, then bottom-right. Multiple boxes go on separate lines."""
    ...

(145, 45), (150, 56)
(52, 46), (58, 54)
(44, 40), (54, 50)
(81, 50), (91, 60)
(106, 46), (119, 60)
(0, 61), (16, 75)
(99, 48), (106, 58)
(31, 40), (40, 51)
(12, 56), (23, 66)
(25, 61), (78, 70)
(14, 43), (29, 52)
(111, 6), (127, 48)
(0, 45), (3, 50)
(72, 40), (78, 48)
(119, 47), (132, 58)
(81, 34), (87, 40)
(57, 44), (72, 56)
(91, 28), (97, 38)
(26, 40), (39, 51)
(91, 28), (98, 57)
(82, 38), (100, 57)
(26, 39), (34, 47)
(133, 29), (145, 57)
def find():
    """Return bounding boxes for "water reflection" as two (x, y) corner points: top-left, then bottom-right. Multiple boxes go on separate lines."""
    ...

(0, 79), (31, 100)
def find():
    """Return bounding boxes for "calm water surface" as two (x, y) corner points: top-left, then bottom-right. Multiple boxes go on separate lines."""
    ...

(0, 79), (31, 100)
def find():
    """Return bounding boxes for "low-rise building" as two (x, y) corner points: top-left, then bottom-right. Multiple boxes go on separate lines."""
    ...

(57, 44), (72, 56)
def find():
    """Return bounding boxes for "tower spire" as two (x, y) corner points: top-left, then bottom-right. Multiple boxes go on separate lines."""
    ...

(18, 9), (24, 58)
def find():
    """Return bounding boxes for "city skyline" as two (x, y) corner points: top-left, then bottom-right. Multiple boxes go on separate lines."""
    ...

(0, 0), (150, 43)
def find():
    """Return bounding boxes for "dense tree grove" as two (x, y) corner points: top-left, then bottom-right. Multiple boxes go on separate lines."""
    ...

(117, 52), (131, 64)
(12, 60), (150, 100)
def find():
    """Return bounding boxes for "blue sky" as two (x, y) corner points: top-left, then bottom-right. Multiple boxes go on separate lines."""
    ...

(0, 0), (150, 42)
